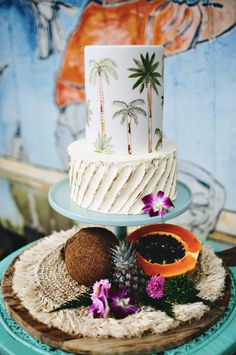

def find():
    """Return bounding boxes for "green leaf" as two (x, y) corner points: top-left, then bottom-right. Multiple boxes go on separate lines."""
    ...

(195, 296), (221, 311)
(151, 72), (161, 78)
(99, 58), (118, 68)
(151, 77), (161, 86)
(49, 291), (91, 313)
(102, 64), (118, 80)
(132, 76), (145, 90)
(140, 53), (146, 65)
(150, 52), (155, 66)
(151, 83), (159, 96)
(129, 111), (138, 125)
(132, 107), (147, 117)
(139, 83), (145, 93)
(141, 294), (175, 319)
(150, 61), (159, 72)
(133, 58), (145, 71)
(89, 59), (98, 68)
(113, 100), (127, 108)
(113, 109), (127, 120)
(129, 99), (145, 107)
(128, 68), (143, 73)
(154, 128), (162, 151)
(128, 73), (143, 78)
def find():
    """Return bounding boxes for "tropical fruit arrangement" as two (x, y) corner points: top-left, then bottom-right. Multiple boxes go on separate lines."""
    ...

(54, 224), (216, 320)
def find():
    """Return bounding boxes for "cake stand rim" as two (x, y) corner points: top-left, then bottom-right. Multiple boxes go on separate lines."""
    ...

(48, 178), (192, 226)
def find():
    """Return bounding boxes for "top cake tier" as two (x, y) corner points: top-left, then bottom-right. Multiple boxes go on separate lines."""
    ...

(85, 45), (164, 155)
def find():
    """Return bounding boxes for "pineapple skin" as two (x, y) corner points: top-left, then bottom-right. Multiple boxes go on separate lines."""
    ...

(110, 241), (148, 298)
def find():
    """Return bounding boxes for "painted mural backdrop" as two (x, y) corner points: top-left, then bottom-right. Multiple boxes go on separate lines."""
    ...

(0, 0), (236, 234)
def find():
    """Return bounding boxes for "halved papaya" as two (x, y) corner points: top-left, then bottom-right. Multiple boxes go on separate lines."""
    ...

(126, 224), (201, 278)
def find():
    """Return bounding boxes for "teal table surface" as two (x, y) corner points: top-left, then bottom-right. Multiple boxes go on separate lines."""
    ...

(0, 245), (236, 355)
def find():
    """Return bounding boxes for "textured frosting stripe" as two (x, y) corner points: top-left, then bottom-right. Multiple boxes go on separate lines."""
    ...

(110, 164), (147, 214)
(88, 164), (118, 210)
(68, 139), (177, 215)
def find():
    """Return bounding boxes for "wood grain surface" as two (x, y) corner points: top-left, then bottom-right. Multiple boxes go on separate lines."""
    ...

(1, 248), (234, 355)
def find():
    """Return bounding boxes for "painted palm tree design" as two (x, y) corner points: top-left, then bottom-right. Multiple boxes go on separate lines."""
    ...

(128, 52), (161, 153)
(85, 99), (92, 127)
(89, 58), (118, 138)
(113, 99), (146, 154)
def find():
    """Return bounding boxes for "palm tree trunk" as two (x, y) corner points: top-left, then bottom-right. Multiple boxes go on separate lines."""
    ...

(147, 85), (152, 153)
(127, 116), (132, 155)
(98, 74), (105, 138)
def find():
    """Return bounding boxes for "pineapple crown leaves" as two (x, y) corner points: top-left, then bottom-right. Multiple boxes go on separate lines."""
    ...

(128, 52), (162, 95)
(110, 240), (138, 269)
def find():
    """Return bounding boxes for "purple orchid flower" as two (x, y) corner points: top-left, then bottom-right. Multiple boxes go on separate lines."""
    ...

(146, 275), (165, 299)
(89, 279), (111, 318)
(142, 191), (174, 218)
(110, 288), (138, 319)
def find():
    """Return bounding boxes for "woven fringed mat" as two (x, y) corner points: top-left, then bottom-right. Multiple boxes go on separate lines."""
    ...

(12, 227), (226, 339)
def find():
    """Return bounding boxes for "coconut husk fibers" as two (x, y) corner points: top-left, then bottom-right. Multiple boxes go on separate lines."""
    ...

(65, 227), (117, 286)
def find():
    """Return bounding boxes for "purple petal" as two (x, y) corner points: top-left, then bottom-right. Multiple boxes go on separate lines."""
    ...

(162, 197), (174, 209)
(142, 205), (152, 213)
(149, 208), (160, 217)
(160, 207), (165, 218)
(142, 194), (155, 206)
(156, 191), (164, 201)
(110, 301), (138, 319)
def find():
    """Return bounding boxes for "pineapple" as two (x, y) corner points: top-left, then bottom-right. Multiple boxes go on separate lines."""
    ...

(110, 240), (148, 298)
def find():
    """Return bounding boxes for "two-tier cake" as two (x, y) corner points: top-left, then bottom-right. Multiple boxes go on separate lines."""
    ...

(68, 45), (176, 214)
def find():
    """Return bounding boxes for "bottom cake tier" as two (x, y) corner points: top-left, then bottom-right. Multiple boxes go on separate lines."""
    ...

(68, 139), (176, 214)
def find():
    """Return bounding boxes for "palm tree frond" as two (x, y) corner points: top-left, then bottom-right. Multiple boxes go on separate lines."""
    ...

(151, 82), (159, 96)
(132, 107), (147, 117)
(121, 114), (127, 125)
(89, 66), (97, 84)
(151, 72), (161, 78)
(133, 58), (145, 71)
(151, 77), (161, 87)
(102, 64), (118, 80)
(150, 53), (155, 66)
(99, 58), (118, 68)
(129, 111), (138, 125)
(132, 76), (145, 90)
(150, 61), (159, 72)
(101, 69), (110, 84)
(128, 72), (143, 78)
(129, 99), (145, 107)
(113, 109), (127, 120)
(89, 59), (98, 68)
(128, 68), (143, 74)
(139, 82), (145, 93)
(113, 100), (127, 109)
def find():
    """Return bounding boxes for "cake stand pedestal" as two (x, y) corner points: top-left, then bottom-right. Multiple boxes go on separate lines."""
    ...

(48, 178), (192, 238)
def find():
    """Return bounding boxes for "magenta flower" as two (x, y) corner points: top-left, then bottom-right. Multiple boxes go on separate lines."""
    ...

(142, 191), (174, 218)
(146, 275), (165, 299)
(110, 288), (138, 319)
(89, 279), (111, 318)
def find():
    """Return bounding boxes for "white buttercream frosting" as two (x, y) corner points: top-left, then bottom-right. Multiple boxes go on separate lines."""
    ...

(68, 139), (176, 214)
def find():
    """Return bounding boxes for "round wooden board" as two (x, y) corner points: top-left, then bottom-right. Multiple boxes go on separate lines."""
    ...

(1, 252), (231, 355)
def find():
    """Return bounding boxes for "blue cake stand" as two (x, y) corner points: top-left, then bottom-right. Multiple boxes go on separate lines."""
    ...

(48, 178), (192, 238)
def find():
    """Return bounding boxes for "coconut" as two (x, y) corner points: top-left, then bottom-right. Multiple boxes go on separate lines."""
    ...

(65, 227), (117, 286)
